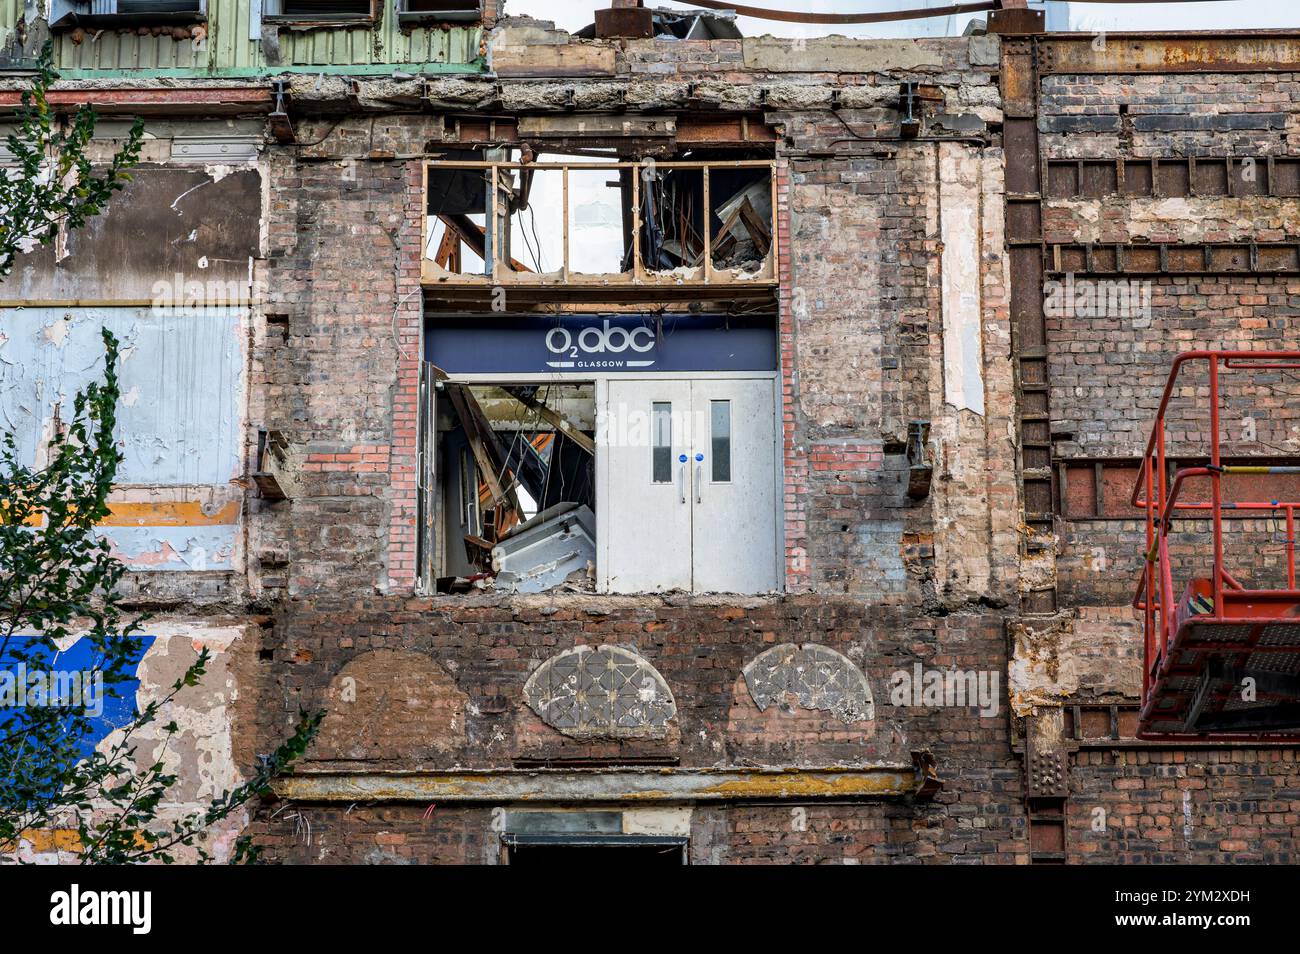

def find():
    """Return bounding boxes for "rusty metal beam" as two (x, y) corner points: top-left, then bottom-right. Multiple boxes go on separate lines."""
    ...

(1045, 241), (1300, 275)
(1037, 32), (1300, 74)
(676, 115), (777, 146)
(273, 760), (940, 803)
(666, 0), (996, 25)
(0, 87), (273, 116)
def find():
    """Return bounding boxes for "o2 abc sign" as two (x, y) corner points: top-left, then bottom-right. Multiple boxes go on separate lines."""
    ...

(545, 320), (656, 359)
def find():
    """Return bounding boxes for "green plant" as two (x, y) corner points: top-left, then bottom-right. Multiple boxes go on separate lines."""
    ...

(0, 41), (143, 279)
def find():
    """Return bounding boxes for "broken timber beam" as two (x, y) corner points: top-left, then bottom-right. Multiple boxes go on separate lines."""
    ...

(502, 387), (596, 456)
(443, 384), (513, 510)
(438, 214), (533, 273)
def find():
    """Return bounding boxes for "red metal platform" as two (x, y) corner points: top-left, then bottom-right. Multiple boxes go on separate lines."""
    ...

(1132, 351), (1300, 740)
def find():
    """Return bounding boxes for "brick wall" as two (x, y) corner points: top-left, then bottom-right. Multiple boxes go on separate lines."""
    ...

(1039, 72), (1300, 159)
(1059, 515), (1296, 606)
(238, 36), (1298, 865)
(1070, 748), (1300, 864)
(254, 799), (1026, 865)
(239, 36), (1034, 865)
(249, 596), (1026, 863)
(1041, 66), (1300, 626)
(1048, 275), (1300, 460)
(258, 148), (423, 595)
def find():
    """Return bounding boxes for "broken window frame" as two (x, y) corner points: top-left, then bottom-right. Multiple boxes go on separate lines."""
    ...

(262, 0), (376, 25)
(396, 0), (482, 24)
(49, 0), (207, 28)
(423, 372), (598, 594)
(422, 158), (779, 289)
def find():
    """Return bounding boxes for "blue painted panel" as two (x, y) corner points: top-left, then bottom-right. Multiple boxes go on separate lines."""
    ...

(0, 634), (155, 782)
(100, 525), (238, 572)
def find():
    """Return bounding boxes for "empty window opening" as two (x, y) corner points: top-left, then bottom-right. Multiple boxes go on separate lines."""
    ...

(50, 0), (205, 24)
(398, 0), (481, 22)
(117, 0), (201, 12)
(423, 148), (776, 286)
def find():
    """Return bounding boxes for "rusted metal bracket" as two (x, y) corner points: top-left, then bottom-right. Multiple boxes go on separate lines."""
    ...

(594, 0), (653, 39)
(898, 81), (921, 138)
(911, 750), (942, 801)
(269, 79), (295, 145)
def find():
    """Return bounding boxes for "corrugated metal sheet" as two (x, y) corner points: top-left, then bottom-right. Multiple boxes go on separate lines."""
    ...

(277, 7), (480, 67)
(54, 28), (208, 72)
(4, 0), (481, 75)
(209, 0), (259, 72)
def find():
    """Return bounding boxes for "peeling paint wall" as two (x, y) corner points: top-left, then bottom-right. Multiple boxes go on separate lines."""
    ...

(0, 305), (246, 572)
(4, 163), (262, 303)
(11, 619), (253, 864)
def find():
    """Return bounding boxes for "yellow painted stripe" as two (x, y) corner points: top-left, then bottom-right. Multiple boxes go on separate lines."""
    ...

(4, 499), (241, 528)
(18, 829), (82, 852)
(100, 499), (242, 527)
(18, 829), (149, 852)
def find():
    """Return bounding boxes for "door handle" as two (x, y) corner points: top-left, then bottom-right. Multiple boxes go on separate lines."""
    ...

(678, 462), (686, 504)
(695, 462), (702, 504)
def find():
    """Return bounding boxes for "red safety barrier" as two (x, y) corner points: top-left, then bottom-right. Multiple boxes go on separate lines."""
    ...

(1131, 351), (1300, 739)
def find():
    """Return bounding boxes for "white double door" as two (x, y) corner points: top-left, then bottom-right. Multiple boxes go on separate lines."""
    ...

(599, 377), (779, 594)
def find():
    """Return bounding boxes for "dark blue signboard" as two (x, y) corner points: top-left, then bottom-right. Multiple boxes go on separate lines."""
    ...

(425, 314), (776, 374)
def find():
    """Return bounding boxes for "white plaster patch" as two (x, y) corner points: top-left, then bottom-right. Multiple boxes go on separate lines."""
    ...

(43, 315), (71, 347)
(622, 808), (692, 837)
(938, 143), (985, 416)
(203, 164), (238, 184)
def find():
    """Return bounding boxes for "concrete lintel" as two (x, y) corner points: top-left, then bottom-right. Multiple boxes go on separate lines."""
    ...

(273, 761), (939, 803)
(742, 36), (959, 73)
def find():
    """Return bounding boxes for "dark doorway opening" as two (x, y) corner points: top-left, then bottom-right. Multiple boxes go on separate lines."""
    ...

(504, 835), (687, 865)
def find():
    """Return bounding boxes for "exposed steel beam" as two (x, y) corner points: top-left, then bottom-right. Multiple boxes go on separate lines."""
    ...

(661, 0), (997, 24)
(0, 87), (273, 115)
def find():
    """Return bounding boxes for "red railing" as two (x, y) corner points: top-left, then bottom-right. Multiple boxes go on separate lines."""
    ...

(1130, 351), (1300, 703)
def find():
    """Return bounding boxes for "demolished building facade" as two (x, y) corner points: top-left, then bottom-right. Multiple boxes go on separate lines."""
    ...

(2, 0), (1300, 863)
